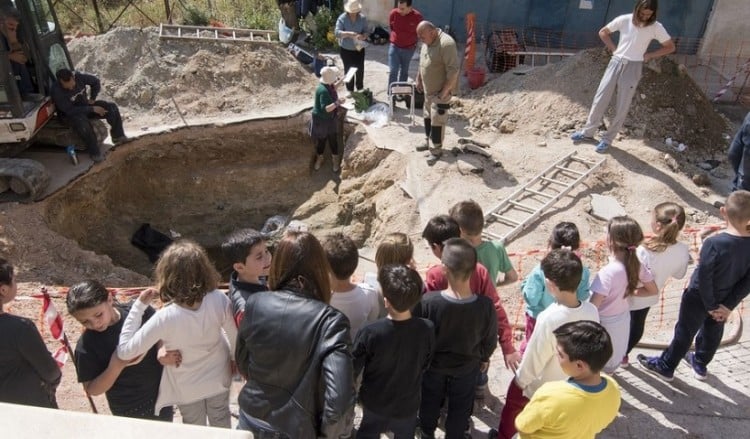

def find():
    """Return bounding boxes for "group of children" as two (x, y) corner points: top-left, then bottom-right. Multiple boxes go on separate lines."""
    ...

(2, 191), (750, 438)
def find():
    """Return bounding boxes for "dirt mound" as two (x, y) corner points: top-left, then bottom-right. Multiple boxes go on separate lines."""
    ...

(67, 27), (318, 124)
(457, 49), (730, 159)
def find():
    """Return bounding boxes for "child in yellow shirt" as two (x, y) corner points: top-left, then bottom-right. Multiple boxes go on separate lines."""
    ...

(515, 320), (621, 438)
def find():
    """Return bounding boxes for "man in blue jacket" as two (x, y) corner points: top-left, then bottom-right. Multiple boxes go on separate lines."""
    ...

(51, 68), (127, 162)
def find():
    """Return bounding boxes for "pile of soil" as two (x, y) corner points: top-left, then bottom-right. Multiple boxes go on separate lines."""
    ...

(456, 49), (731, 160)
(68, 27), (319, 126)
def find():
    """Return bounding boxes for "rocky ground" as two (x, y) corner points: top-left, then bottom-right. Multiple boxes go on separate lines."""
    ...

(1, 28), (747, 436)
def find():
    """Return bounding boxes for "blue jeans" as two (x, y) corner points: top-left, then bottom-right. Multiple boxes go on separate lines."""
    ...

(419, 367), (479, 439)
(388, 44), (416, 89)
(357, 407), (417, 439)
(660, 290), (724, 371)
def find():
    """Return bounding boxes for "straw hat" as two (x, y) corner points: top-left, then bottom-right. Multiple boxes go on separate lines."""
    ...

(344, 0), (362, 13)
(319, 66), (339, 85)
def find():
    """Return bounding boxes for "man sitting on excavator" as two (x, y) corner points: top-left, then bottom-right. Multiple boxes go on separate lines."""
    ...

(51, 68), (127, 163)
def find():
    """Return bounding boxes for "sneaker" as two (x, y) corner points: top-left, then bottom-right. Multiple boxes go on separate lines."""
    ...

(637, 354), (674, 382)
(620, 355), (630, 368)
(570, 131), (592, 142)
(112, 135), (129, 145)
(487, 428), (499, 439)
(429, 147), (443, 158)
(595, 140), (610, 153)
(416, 137), (429, 152)
(684, 352), (707, 381)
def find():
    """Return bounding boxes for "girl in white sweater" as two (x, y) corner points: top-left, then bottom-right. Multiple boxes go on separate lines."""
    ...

(118, 240), (236, 427)
(624, 202), (690, 366)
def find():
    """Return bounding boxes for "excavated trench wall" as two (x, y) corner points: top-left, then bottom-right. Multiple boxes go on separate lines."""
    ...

(43, 115), (360, 276)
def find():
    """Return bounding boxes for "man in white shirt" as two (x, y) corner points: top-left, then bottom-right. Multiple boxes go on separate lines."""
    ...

(571, 0), (675, 153)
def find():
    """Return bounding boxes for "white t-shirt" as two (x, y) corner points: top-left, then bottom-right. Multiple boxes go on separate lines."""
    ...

(515, 301), (600, 398)
(607, 13), (671, 61)
(629, 242), (690, 310)
(330, 283), (380, 339)
(117, 290), (237, 413)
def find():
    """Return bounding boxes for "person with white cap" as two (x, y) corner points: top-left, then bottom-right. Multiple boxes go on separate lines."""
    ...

(335, 0), (369, 95)
(310, 65), (345, 172)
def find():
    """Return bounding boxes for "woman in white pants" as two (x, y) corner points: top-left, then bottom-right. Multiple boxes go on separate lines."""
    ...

(571, 0), (675, 153)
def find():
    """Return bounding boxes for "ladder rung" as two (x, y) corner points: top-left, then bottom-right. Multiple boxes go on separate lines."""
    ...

(523, 187), (555, 198)
(568, 155), (598, 167)
(539, 176), (568, 186)
(554, 165), (585, 176)
(491, 213), (521, 226)
(483, 230), (503, 240)
(508, 200), (538, 213)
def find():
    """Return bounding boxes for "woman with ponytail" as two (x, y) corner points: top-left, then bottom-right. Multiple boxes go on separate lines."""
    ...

(590, 216), (657, 373)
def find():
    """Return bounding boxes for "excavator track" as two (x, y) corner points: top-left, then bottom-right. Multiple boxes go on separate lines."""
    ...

(0, 158), (51, 203)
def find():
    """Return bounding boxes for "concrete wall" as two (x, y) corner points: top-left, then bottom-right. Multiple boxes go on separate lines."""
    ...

(2, 402), (254, 439)
(700, 0), (750, 59)
(362, 0), (393, 27)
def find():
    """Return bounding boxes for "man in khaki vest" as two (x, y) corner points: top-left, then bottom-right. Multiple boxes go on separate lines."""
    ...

(415, 21), (458, 164)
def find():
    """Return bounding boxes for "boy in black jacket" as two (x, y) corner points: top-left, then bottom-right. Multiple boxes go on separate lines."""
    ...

(415, 238), (498, 439)
(352, 264), (435, 439)
(221, 228), (271, 326)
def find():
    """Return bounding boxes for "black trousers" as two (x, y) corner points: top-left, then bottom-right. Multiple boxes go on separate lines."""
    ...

(660, 290), (725, 371)
(64, 100), (124, 155)
(420, 367), (478, 439)
(357, 407), (417, 439)
(315, 132), (338, 155)
(627, 307), (650, 353)
(339, 47), (365, 92)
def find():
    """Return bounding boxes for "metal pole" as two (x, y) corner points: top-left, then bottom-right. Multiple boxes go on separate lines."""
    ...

(90, 0), (105, 33)
(164, 0), (173, 24)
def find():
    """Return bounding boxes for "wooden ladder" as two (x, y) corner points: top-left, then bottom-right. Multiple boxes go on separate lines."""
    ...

(483, 151), (605, 245)
(158, 24), (276, 43)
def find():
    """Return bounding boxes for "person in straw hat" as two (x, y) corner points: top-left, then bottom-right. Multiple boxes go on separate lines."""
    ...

(335, 0), (369, 96)
(310, 65), (345, 172)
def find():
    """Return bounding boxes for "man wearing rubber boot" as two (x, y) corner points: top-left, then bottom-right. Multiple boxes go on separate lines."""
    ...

(415, 21), (458, 164)
(52, 68), (127, 163)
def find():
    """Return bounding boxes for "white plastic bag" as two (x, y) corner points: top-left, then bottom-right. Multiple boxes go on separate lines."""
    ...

(362, 103), (391, 128)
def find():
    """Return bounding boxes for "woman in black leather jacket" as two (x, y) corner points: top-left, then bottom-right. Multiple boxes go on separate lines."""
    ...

(236, 231), (355, 438)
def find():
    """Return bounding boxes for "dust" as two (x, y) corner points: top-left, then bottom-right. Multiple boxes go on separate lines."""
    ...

(456, 49), (731, 161)
(67, 27), (319, 126)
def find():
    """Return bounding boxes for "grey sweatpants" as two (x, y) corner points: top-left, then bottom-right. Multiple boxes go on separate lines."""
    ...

(178, 390), (231, 428)
(580, 56), (643, 144)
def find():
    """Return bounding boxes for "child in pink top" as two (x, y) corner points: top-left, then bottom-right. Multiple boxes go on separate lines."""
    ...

(590, 216), (656, 373)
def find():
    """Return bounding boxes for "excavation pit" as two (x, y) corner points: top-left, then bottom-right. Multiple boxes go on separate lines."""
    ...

(42, 114), (399, 277)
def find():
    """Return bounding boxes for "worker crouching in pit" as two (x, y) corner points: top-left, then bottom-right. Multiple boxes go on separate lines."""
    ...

(310, 66), (346, 173)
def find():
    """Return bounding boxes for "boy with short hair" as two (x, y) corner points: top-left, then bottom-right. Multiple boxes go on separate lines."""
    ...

(221, 228), (271, 326)
(449, 200), (519, 286)
(515, 320), (621, 438)
(495, 250), (600, 439)
(352, 264), (435, 439)
(416, 238), (498, 439)
(323, 232), (381, 339)
(67, 279), (172, 420)
(0, 258), (61, 409)
(639, 190), (750, 381)
(422, 215), (520, 378)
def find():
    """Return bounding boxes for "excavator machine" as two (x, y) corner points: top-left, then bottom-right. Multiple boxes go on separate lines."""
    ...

(0, 0), (105, 203)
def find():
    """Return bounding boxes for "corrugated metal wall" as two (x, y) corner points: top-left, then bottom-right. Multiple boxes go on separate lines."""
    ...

(412, 0), (714, 53)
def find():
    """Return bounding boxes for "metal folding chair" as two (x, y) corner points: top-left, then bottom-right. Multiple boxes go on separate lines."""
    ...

(388, 81), (416, 125)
